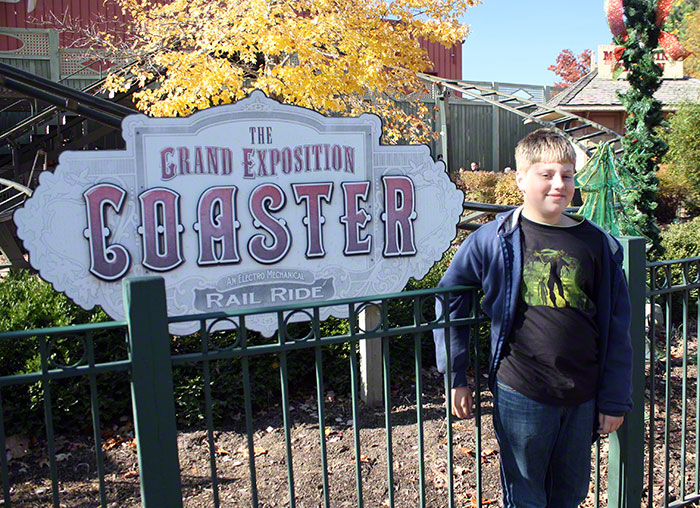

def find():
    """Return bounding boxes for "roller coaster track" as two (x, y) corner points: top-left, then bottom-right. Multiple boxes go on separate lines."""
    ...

(418, 73), (624, 158)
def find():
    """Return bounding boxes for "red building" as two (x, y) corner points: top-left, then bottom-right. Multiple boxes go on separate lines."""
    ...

(0, 1), (462, 83)
(547, 45), (700, 137)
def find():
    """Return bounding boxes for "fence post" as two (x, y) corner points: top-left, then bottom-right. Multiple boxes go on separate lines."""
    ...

(435, 88), (450, 172)
(608, 237), (646, 507)
(360, 305), (383, 407)
(123, 276), (183, 508)
(491, 81), (500, 171)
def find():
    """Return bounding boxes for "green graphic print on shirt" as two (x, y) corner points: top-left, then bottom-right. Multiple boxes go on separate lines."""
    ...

(521, 248), (594, 312)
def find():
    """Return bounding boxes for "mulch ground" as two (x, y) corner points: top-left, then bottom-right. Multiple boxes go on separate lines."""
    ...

(4, 333), (698, 508)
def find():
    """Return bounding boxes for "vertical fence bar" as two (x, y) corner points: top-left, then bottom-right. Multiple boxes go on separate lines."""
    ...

(665, 281), (672, 507)
(443, 292), (455, 508)
(39, 336), (60, 508)
(277, 312), (295, 508)
(381, 301), (395, 508)
(594, 440), (601, 508)
(348, 304), (364, 508)
(696, 287), (700, 495)
(473, 300), (482, 508)
(86, 332), (107, 507)
(413, 297), (426, 508)
(313, 308), (330, 508)
(648, 288), (657, 508)
(0, 391), (9, 506)
(122, 276), (183, 508)
(239, 316), (259, 508)
(608, 237), (645, 507)
(200, 322), (220, 508)
(681, 289), (689, 499)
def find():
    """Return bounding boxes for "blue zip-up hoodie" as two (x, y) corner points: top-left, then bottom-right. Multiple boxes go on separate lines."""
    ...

(433, 207), (633, 416)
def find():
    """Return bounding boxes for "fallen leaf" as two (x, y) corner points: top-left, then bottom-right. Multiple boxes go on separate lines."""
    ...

(215, 445), (230, 456)
(359, 454), (371, 463)
(55, 453), (71, 462)
(471, 497), (497, 506)
(459, 447), (474, 456)
(124, 471), (139, 479)
(481, 448), (498, 457)
(237, 446), (267, 458)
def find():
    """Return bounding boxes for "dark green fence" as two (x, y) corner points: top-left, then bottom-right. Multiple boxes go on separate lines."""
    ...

(0, 237), (691, 508)
(645, 256), (700, 507)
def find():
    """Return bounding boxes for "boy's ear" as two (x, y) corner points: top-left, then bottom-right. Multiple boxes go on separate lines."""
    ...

(515, 170), (526, 193)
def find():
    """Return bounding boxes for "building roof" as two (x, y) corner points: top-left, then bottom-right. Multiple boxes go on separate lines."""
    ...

(547, 69), (700, 111)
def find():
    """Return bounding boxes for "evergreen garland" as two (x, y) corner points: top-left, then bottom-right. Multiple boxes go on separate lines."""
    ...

(614, 0), (667, 252)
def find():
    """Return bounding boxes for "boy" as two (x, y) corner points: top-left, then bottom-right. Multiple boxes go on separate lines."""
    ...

(434, 129), (633, 507)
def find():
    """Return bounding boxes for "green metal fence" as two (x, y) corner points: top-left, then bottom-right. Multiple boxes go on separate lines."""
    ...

(0, 320), (130, 507)
(0, 236), (679, 507)
(1, 279), (489, 507)
(645, 256), (700, 507)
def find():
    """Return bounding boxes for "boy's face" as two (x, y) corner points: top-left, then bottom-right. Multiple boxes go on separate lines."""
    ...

(516, 161), (575, 225)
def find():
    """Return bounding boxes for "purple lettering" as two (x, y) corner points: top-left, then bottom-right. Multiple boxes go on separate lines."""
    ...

(242, 148), (255, 179)
(178, 147), (190, 174)
(161, 148), (176, 180)
(381, 176), (417, 257)
(137, 188), (185, 271)
(247, 183), (292, 264)
(292, 182), (333, 258)
(257, 150), (268, 177)
(222, 148), (233, 175)
(194, 186), (241, 265)
(340, 181), (372, 255)
(83, 184), (131, 281)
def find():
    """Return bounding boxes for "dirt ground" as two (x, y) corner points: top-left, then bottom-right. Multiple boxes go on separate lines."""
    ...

(4, 332), (698, 508)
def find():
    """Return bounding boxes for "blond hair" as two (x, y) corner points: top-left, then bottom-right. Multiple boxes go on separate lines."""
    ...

(514, 128), (575, 173)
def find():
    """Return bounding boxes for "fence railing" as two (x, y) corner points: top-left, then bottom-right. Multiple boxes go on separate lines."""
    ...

(0, 236), (681, 508)
(0, 320), (129, 507)
(645, 256), (700, 507)
(2, 280), (491, 507)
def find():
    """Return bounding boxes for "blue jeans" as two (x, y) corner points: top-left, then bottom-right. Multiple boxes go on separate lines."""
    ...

(493, 380), (595, 508)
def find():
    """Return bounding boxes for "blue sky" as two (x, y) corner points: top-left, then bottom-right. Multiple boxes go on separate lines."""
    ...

(460, 0), (614, 86)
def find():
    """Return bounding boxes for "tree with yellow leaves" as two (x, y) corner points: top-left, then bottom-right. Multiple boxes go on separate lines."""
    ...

(677, 8), (700, 78)
(95, 0), (475, 144)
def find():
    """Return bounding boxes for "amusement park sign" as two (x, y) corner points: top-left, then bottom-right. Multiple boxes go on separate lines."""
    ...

(14, 92), (463, 335)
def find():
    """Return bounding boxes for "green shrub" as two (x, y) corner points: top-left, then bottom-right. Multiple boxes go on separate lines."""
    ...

(0, 270), (129, 434)
(655, 164), (690, 224)
(654, 217), (700, 323)
(661, 100), (700, 214)
(659, 216), (700, 261)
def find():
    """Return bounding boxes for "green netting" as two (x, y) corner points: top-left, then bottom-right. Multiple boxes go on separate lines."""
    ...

(575, 141), (643, 238)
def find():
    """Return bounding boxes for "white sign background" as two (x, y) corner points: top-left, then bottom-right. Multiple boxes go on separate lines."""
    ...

(14, 92), (464, 335)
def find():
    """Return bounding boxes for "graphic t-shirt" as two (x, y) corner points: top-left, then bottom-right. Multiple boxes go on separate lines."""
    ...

(496, 215), (603, 405)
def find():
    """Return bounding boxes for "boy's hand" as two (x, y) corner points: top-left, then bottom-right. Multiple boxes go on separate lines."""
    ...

(451, 387), (473, 418)
(598, 413), (624, 434)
